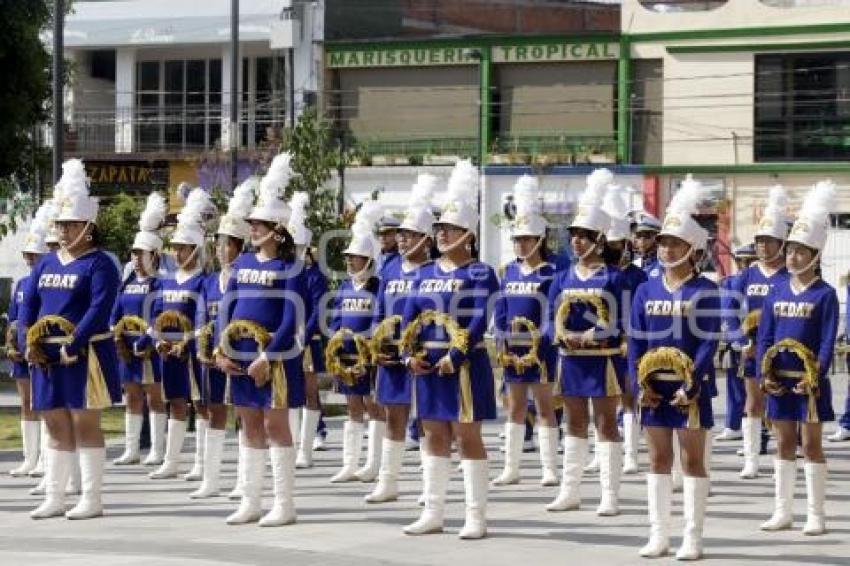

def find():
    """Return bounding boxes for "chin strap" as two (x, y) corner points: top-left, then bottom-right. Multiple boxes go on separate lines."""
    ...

(788, 250), (820, 275)
(347, 259), (374, 285)
(658, 244), (694, 270)
(437, 230), (472, 254)
(516, 236), (544, 261)
(762, 242), (786, 264)
(178, 245), (199, 271)
(60, 221), (93, 252)
(576, 234), (604, 261)
(403, 234), (431, 260)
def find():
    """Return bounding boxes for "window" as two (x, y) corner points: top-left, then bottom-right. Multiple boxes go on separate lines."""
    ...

(639, 0), (727, 13)
(755, 53), (850, 161)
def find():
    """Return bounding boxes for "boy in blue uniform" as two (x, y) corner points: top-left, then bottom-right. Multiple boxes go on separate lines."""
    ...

(110, 193), (166, 466)
(758, 181), (838, 536)
(20, 159), (122, 520)
(492, 175), (559, 488)
(631, 211), (662, 278)
(7, 203), (50, 477)
(403, 159), (498, 539)
(546, 169), (625, 517)
(367, 174), (437, 502)
(727, 186), (790, 479)
(628, 175), (719, 560)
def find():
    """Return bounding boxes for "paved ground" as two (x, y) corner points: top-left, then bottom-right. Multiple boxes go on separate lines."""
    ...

(1, 375), (849, 565)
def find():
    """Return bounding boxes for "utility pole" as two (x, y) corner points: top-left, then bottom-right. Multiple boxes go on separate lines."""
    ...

(230, 0), (239, 190)
(52, 0), (64, 185)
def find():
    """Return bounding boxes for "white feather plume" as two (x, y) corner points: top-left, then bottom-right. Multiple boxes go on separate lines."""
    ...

(30, 203), (53, 237)
(446, 159), (479, 206)
(410, 173), (439, 208)
(602, 184), (629, 221)
(578, 168), (611, 208)
(228, 177), (258, 220)
(513, 175), (541, 215)
(259, 152), (294, 201)
(289, 191), (309, 227)
(351, 199), (383, 238)
(800, 179), (837, 222)
(177, 187), (212, 228)
(586, 168), (614, 192)
(138, 193), (167, 232)
(667, 174), (703, 216)
(54, 158), (88, 199)
(763, 185), (787, 219)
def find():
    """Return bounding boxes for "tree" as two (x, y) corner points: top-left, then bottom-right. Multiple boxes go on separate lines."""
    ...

(0, 1), (51, 225)
(96, 194), (144, 263)
(280, 108), (350, 277)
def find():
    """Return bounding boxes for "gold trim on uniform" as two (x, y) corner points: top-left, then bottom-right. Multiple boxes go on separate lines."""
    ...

(761, 338), (820, 423)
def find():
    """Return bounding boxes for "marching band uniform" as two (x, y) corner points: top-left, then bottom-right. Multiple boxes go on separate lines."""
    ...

(633, 212), (662, 278)
(328, 199), (383, 484)
(403, 159), (498, 539)
(758, 181), (838, 536)
(604, 184), (648, 476)
(547, 169), (624, 516)
(148, 189), (211, 480)
(831, 288), (850, 440)
(628, 175), (718, 560)
(727, 187), (790, 479)
(20, 159), (122, 519)
(218, 153), (307, 526)
(190, 178), (255, 499)
(110, 193), (166, 466)
(492, 175), (558, 487)
(7, 204), (51, 477)
(366, 174), (437, 503)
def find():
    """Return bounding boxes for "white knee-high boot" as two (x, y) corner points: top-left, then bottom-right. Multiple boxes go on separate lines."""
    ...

(142, 411), (167, 466)
(546, 436), (587, 511)
(493, 422), (523, 486)
(596, 441), (622, 516)
(675, 476), (709, 560)
(623, 413), (640, 475)
(538, 426), (559, 486)
(639, 473), (672, 557)
(66, 451), (81, 495)
(356, 420), (386, 482)
(740, 416), (761, 479)
(330, 420), (364, 483)
(113, 413), (143, 465)
(584, 427), (600, 472)
(66, 447), (105, 520)
(365, 438), (404, 503)
(761, 459), (795, 531)
(183, 418), (208, 481)
(296, 409), (321, 468)
(30, 449), (72, 519)
(459, 459), (489, 539)
(10, 420), (41, 477)
(228, 427), (247, 500)
(149, 419), (186, 479)
(29, 420), (49, 478)
(190, 427), (226, 499)
(404, 455), (449, 535)
(226, 447), (265, 525)
(802, 462), (827, 536)
(259, 446), (297, 527)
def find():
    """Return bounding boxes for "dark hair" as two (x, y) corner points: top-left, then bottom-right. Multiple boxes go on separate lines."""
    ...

(250, 222), (295, 262)
(89, 224), (103, 247)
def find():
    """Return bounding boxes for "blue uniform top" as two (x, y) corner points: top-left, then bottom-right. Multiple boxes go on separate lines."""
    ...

(150, 270), (207, 341)
(374, 258), (431, 337)
(8, 275), (30, 376)
(727, 263), (790, 347)
(627, 273), (721, 398)
(110, 272), (162, 353)
(756, 278), (838, 383)
(218, 253), (308, 360)
(329, 277), (379, 336)
(378, 250), (401, 278)
(642, 257), (662, 280)
(547, 264), (624, 348)
(304, 261), (328, 340)
(18, 250), (120, 357)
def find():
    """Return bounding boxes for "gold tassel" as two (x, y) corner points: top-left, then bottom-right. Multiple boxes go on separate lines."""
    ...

(325, 328), (370, 386)
(554, 292), (609, 346)
(86, 344), (112, 410)
(26, 315), (76, 366)
(604, 358), (622, 397)
(459, 361), (474, 423)
(370, 315), (402, 364)
(271, 361), (289, 409)
(761, 338), (820, 423)
(154, 310), (193, 354)
(196, 321), (216, 364)
(400, 310), (470, 365)
(113, 315), (149, 362)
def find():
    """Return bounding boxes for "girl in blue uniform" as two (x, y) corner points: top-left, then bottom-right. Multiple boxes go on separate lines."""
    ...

(110, 193), (166, 467)
(492, 175), (559, 488)
(20, 159), (122, 520)
(7, 204), (50, 477)
(366, 174), (438, 503)
(327, 200), (385, 483)
(148, 188), (211, 480)
(603, 184), (648, 476)
(727, 186), (789, 480)
(758, 181), (838, 536)
(403, 159), (498, 539)
(628, 175), (719, 560)
(190, 178), (255, 499)
(546, 169), (624, 517)
(214, 153), (306, 526)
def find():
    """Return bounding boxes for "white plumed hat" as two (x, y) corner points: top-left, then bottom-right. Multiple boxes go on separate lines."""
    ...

(603, 184), (631, 242)
(23, 203), (52, 255)
(788, 180), (837, 251)
(659, 174), (705, 248)
(511, 175), (547, 238)
(436, 159), (479, 235)
(218, 177), (257, 241)
(55, 159), (99, 223)
(248, 152), (293, 227)
(569, 168), (612, 234)
(343, 199), (382, 260)
(755, 185), (790, 241)
(287, 191), (312, 246)
(400, 173), (438, 235)
(171, 188), (212, 247)
(132, 193), (168, 252)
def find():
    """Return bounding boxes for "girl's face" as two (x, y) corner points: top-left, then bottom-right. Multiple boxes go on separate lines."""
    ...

(345, 254), (369, 275)
(570, 228), (599, 258)
(755, 236), (783, 261)
(249, 220), (273, 244)
(786, 242), (816, 274)
(513, 235), (541, 259)
(56, 221), (89, 250)
(657, 235), (691, 265)
(398, 229), (427, 257)
(130, 249), (156, 275)
(173, 244), (196, 267)
(435, 224), (466, 251)
(217, 235), (241, 265)
(633, 230), (656, 255)
(23, 252), (40, 268)
(379, 230), (397, 253)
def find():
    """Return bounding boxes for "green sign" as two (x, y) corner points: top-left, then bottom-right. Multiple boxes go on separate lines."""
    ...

(327, 47), (474, 69)
(493, 42), (619, 63)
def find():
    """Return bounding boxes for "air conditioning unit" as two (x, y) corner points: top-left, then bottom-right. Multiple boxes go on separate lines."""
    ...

(271, 18), (300, 49)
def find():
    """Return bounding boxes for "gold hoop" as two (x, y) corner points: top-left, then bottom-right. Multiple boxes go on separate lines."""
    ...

(26, 315), (77, 366)
(113, 315), (149, 362)
(326, 328), (371, 386)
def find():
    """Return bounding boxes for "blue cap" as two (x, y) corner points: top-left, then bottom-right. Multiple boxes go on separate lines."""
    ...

(632, 212), (662, 233)
(377, 216), (401, 233)
(733, 243), (757, 258)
